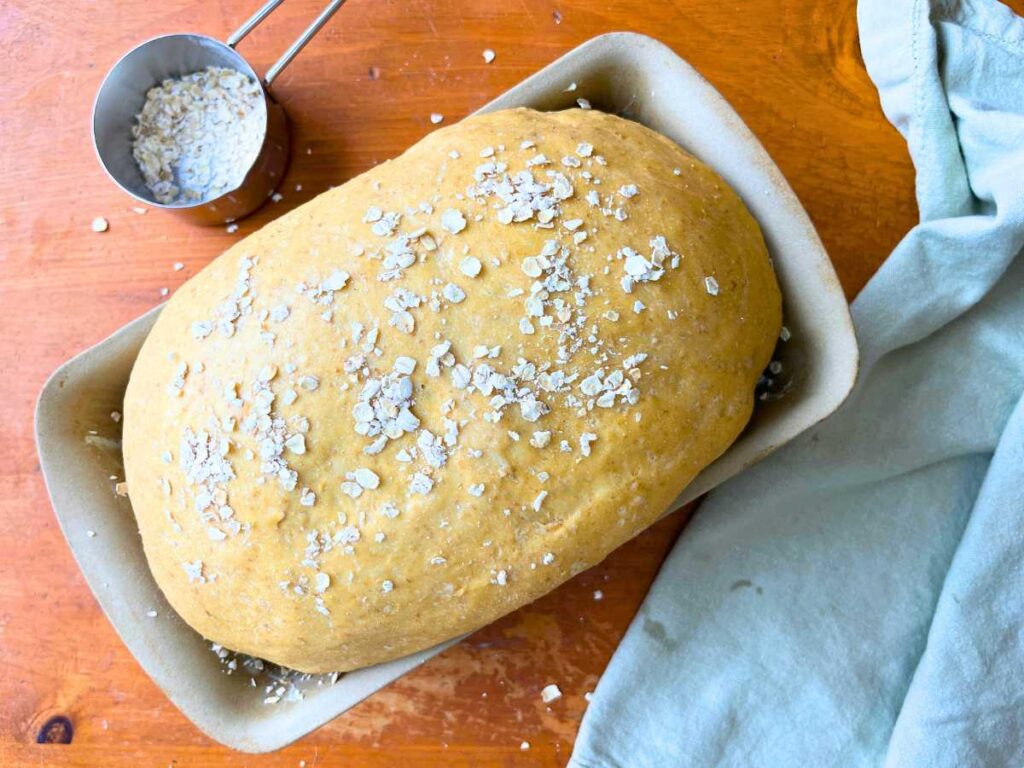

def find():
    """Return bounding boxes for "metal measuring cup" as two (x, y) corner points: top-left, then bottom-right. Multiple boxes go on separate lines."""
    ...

(92, 0), (346, 225)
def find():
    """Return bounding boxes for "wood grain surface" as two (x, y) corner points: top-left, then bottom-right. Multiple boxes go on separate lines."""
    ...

(4, 0), (1009, 764)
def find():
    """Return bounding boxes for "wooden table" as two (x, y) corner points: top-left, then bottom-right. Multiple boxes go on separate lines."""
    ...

(3, 0), (1000, 764)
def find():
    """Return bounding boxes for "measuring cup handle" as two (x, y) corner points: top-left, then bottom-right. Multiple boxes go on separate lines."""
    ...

(226, 0), (347, 87)
(264, 0), (347, 86)
(226, 0), (286, 49)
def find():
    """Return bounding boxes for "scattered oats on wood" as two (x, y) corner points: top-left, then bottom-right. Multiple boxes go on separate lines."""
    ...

(430, 113), (444, 125)
(541, 683), (562, 703)
(91, 216), (109, 233)
(482, 49), (496, 63)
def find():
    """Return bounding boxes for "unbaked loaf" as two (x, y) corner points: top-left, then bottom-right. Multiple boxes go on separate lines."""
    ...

(122, 107), (781, 673)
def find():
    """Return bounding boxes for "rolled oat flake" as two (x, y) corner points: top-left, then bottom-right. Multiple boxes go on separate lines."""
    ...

(131, 66), (266, 205)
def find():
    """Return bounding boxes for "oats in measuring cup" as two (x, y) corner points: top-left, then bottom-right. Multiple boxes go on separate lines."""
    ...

(131, 66), (266, 205)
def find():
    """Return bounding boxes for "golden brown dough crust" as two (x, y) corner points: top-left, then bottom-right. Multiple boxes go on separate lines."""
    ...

(122, 107), (781, 672)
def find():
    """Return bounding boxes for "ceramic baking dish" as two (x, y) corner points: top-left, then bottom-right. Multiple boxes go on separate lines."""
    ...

(35, 31), (858, 752)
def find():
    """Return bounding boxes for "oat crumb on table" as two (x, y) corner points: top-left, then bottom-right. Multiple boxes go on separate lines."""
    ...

(541, 683), (562, 703)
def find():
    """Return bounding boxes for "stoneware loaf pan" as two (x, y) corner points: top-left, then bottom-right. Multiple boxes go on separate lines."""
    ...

(35, 32), (858, 752)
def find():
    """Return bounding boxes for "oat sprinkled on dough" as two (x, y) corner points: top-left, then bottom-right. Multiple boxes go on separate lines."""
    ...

(441, 208), (467, 234)
(459, 256), (482, 277)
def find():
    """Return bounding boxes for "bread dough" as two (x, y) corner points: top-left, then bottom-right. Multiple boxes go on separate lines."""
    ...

(122, 107), (782, 673)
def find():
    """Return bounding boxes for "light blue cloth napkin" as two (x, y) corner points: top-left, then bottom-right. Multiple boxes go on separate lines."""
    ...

(569, 1), (1024, 766)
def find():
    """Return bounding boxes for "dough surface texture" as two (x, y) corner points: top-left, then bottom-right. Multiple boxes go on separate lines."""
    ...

(122, 107), (782, 673)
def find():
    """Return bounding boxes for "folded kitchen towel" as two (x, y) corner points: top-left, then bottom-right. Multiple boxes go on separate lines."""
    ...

(569, 0), (1024, 766)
